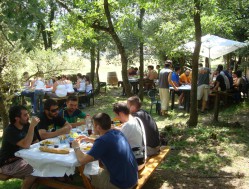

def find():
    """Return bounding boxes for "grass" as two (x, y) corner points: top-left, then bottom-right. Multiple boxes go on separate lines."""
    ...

(1, 87), (249, 188)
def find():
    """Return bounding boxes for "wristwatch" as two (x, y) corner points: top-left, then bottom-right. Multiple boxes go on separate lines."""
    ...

(74, 147), (80, 152)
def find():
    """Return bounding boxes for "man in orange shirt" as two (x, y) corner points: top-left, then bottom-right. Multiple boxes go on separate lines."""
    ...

(180, 70), (191, 84)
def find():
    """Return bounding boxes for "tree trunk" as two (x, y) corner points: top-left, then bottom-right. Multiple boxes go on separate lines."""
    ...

(187, 0), (202, 127)
(40, 23), (49, 50)
(90, 45), (96, 89)
(138, 8), (145, 100)
(48, 1), (56, 50)
(103, 0), (132, 96)
(95, 46), (101, 94)
(0, 93), (9, 130)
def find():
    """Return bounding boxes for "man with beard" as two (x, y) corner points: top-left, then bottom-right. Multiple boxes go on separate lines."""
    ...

(0, 105), (40, 189)
(58, 95), (86, 128)
(37, 99), (72, 140)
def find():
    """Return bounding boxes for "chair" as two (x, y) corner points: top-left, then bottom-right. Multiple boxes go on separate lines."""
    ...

(147, 89), (161, 114)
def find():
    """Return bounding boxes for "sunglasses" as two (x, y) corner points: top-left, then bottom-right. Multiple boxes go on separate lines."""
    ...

(50, 108), (59, 113)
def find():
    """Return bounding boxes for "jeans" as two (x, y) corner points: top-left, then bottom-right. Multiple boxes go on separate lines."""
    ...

(21, 90), (35, 106)
(34, 90), (45, 114)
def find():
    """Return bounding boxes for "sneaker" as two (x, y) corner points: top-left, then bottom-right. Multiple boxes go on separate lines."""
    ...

(178, 105), (184, 109)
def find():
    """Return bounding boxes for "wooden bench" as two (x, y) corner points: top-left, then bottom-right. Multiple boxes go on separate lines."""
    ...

(135, 146), (170, 189)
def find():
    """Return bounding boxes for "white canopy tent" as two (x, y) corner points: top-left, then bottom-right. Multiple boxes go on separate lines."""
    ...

(180, 34), (247, 59)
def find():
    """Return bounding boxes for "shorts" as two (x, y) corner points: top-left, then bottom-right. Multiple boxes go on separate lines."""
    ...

(197, 84), (210, 101)
(91, 168), (134, 189)
(0, 159), (33, 179)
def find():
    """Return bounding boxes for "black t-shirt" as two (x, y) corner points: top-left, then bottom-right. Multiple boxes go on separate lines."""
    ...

(132, 109), (160, 148)
(37, 113), (66, 133)
(216, 74), (226, 91)
(0, 124), (36, 166)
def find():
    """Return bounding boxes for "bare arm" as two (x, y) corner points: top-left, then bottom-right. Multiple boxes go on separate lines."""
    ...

(39, 122), (72, 140)
(70, 120), (85, 128)
(52, 82), (58, 93)
(213, 81), (220, 91)
(16, 117), (40, 149)
(72, 140), (95, 165)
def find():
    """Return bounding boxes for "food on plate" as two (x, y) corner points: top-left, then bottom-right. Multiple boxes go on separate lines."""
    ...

(69, 132), (79, 139)
(39, 146), (69, 154)
(40, 140), (54, 145)
(82, 143), (93, 151)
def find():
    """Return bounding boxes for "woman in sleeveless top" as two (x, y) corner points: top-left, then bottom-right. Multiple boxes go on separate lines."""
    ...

(65, 75), (75, 94)
(48, 75), (67, 98)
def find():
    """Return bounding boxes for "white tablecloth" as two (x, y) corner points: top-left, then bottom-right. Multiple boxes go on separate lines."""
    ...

(170, 85), (191, 90)
(15, 139), (99, 177)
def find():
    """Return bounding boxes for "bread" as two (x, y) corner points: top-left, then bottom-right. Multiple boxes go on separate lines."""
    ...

(39, 146), (70, 154)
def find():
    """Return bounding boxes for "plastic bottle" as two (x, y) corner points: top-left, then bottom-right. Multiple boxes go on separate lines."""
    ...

(85, 114), (93, 136)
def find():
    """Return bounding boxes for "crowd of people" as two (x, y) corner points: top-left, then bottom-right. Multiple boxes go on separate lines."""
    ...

(158, 59), (247, 116)
(0, 94), (160, 189)
(21, 72), (93, 115)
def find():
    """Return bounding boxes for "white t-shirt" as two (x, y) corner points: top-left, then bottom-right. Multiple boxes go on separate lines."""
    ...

(121, 117), (146, 149)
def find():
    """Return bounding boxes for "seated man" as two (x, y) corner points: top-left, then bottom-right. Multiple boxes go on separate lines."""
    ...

(37, 99), (72, 140)
(72, 113), (138, 189)
(127, 96), (160, 156)
(113, 102), (146, 170)
(144, 65), (157, 90)
(58, 95), (86, 128)
(0, 105), (40, 189)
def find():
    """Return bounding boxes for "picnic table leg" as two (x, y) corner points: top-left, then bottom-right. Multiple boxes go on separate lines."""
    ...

(185, 90), (190, 112)
(77, 166), (94, 189)
(213, 92), (220, 122)
(171, 90), (175, 110)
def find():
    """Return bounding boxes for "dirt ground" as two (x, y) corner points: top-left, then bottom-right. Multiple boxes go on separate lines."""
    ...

(142, 108), (249, 189)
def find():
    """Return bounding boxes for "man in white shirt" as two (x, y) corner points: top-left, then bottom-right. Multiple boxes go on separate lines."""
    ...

(113, 102), (146, 170)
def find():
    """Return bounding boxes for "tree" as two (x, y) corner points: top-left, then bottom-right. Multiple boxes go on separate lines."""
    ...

(187, 0), (202, 127)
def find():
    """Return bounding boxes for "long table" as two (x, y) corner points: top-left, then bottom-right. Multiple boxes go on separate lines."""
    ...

(170, 85), (191, 112)
(15, 129), (97, 189)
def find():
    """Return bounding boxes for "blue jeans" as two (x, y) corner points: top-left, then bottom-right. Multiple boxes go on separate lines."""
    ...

(34, 90), (45, 114)
(21, 90), (35, 106)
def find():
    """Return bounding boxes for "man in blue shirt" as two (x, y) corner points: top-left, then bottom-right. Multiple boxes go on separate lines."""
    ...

(72, 113), (138, 189)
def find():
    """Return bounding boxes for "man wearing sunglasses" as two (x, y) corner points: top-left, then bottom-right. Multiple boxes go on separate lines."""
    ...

(37, 99), (72, 140)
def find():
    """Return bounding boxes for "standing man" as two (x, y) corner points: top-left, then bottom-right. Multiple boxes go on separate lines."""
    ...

(158, 60), (174, 116)
(58, 95), (86, 128)
(72, 113), (138, 189)
(0, 105), (40, 189)
(127, 96), (160, 156)
(197, 63), (211, 113)
(37, 99), (72, 140)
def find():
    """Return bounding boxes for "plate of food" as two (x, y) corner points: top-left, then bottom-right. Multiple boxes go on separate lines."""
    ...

(80, 143), (93, 152)
(40, 140), (55, 146)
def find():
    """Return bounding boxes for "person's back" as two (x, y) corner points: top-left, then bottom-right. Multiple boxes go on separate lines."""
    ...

(215, 74), (226, 91)
(158, 67), (171, 88)
(89, 129), (138, 188)
(133, 109), (160, 155)
(198, 67), (210, 86)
